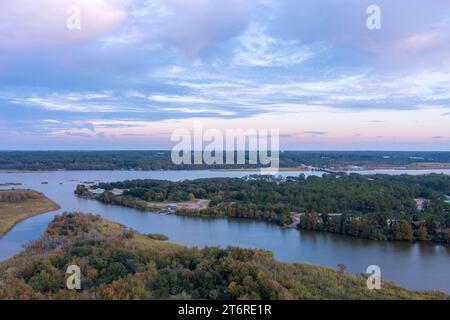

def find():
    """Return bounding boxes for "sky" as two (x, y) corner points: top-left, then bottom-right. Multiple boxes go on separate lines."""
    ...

(0, 0), (450, 150)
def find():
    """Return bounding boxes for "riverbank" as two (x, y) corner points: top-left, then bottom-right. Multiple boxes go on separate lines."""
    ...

(80, 174), (450, 244)
(0, 183), (22, 186)
(85, 199), (450, 244)
(0, 189), (60, 238)
(1, 212), (447, 300)
(0, 169), (448, 293)
(213, 163), (450, 172)
(211, 167), (312, 172)
(2, 162), (450, 173)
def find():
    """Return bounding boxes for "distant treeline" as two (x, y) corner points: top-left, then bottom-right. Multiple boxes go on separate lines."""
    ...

(76, 173), (450, 243)
(1, 150), (450, 171)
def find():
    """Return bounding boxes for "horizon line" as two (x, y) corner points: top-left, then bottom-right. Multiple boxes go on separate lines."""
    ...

(0, 150), (449, 153)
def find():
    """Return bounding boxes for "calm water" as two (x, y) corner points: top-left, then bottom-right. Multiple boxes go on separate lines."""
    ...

(348, 169), (450, 175)
(0, 170), (449, 293)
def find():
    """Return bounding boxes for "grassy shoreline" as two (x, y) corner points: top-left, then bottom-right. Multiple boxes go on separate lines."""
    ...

(1, 212), (447, 300)
(0, 190), (60, 238)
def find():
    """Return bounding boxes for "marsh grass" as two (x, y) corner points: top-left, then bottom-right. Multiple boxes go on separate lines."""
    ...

(0, 189), (60, 237)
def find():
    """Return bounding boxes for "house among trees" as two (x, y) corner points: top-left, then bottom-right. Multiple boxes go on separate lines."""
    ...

(164, 205), (178, 213)
(411, 220), (426, 228)
(91, 188), (105, 195)
(414, 198), (429, 211)
(111, 189), (124, 196)
(386, 218), (399, 228)
(349, 216), (363, 222)
(326, 213), (343, 219)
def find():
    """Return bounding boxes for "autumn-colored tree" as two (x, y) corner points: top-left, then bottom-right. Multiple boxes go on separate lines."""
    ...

(416, 226), (428, 241)
(311, 212), (320, 230)
(394, 220), (413, 241)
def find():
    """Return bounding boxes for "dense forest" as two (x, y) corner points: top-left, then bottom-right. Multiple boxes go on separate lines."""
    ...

(76, 173), (450, 243)
(1, 150), (450, 171)
(0, 213), (446, 300)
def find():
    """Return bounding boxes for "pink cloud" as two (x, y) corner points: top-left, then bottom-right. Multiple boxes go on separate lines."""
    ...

(0, 0), (126, 49)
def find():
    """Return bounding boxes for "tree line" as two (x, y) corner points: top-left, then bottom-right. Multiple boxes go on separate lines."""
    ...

(2, 150), (450, 170)
(76, 173), (450, 243)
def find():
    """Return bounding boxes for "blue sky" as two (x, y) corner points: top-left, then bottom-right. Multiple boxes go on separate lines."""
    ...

(1, 0), (450, 150)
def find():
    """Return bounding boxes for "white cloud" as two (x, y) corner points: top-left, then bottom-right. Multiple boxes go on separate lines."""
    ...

(9, 95), (118, 113)
(98, 0), (172, 48)
(100, 27), (145, 46)
(160, 107), (236, 116)
(149, 94), (212, 104)
(233, 24), (312, 67)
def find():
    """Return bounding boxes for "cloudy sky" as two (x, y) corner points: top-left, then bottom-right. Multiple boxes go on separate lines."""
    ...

(1, 0), (450, 150)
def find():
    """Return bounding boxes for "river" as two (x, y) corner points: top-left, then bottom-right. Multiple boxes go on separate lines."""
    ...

(0, 169), (449, 293)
